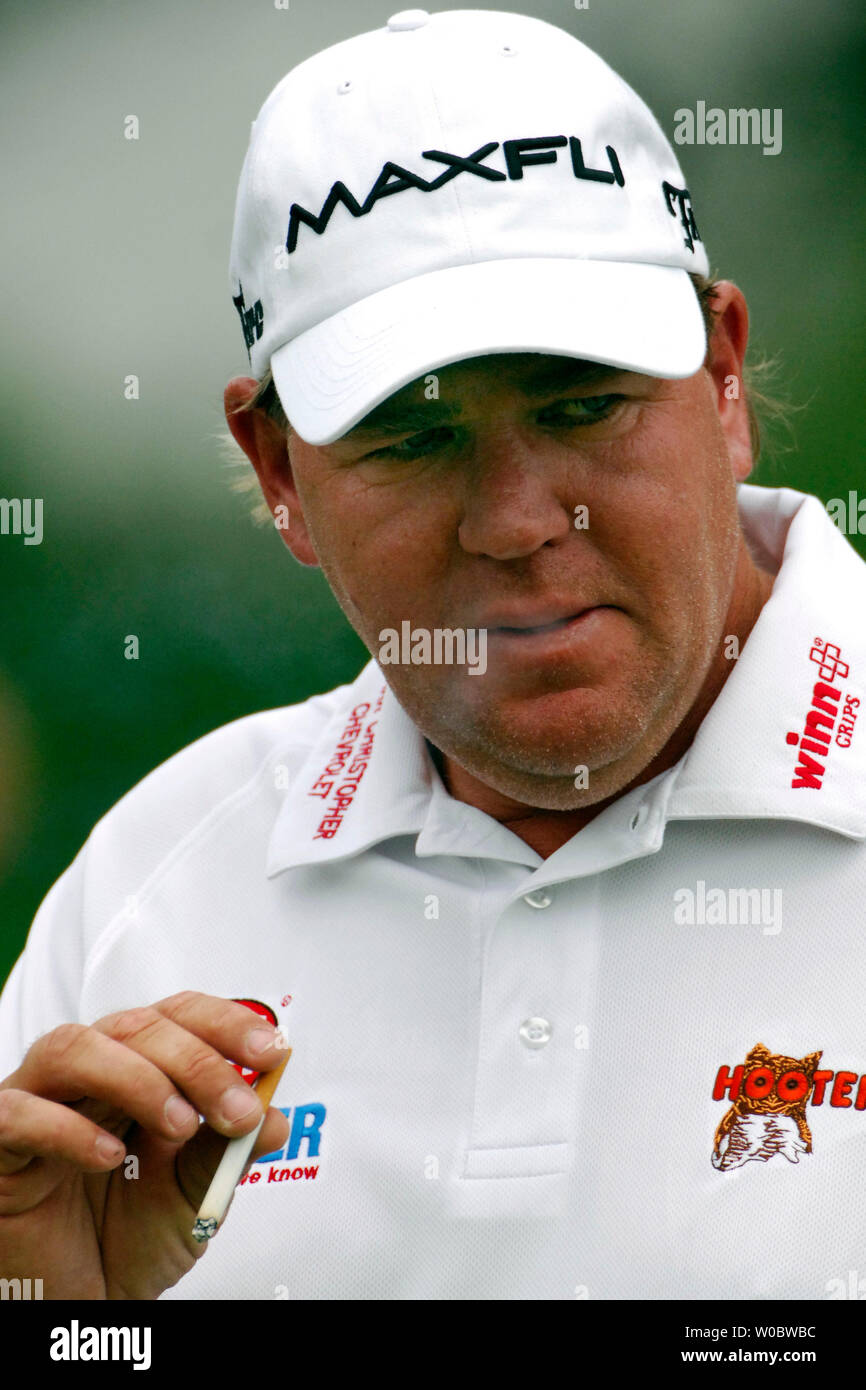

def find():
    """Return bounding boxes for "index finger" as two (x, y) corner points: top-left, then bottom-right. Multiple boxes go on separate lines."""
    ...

(127, 991), (287, 1075)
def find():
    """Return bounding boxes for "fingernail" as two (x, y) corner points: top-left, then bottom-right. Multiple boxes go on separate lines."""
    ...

(96, 1135), (124, 1161)
(222, 1085), (259, 1124)
(165, 1094), (197, 1133)
(247, 1027), (278, 1056)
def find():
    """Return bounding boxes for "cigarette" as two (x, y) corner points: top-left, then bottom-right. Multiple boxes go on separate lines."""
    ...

(191, 1041), (292, 1242)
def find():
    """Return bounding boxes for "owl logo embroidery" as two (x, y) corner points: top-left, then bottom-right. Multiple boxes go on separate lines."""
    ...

(712, 1043), (823, 1171)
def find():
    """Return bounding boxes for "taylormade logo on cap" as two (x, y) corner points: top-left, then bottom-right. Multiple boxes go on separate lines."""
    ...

(228, 8), (710, 445)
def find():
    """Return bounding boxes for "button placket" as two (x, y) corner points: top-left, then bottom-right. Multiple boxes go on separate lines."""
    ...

(463, 887), (595, 1176)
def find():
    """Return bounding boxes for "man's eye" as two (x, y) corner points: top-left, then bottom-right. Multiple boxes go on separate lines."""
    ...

(367, 426), (456, 460)
(537, 394), (624, 426)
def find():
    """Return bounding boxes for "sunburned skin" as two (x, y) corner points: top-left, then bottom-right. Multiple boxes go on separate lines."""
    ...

(226, 281), (775, 858)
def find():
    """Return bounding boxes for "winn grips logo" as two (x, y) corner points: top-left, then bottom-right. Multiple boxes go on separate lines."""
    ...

(787, 638), (858, 789)
(712, 1043), (866, 1170)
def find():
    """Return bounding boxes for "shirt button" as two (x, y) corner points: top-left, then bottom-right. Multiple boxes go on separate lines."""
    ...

(522, 888), (553, 909)
(520, 1017), (552, 1049)
(387, 9), (430, 30)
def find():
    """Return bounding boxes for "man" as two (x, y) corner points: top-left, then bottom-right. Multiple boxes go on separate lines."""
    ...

(0, 8), (864, 1301)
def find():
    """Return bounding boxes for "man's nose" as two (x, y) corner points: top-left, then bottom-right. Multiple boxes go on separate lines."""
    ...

(456, 433), (574, 560)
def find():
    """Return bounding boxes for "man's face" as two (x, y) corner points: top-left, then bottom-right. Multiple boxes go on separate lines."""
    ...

(235, 289), (758, 812)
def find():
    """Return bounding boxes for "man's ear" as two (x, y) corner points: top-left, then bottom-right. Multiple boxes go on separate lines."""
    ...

(701, 280), (753, 483)
(224, 376), (319, 567)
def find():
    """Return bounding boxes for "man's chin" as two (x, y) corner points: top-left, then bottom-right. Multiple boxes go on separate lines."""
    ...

(437, 740), (632, 813)
(416, 681), (654, 792)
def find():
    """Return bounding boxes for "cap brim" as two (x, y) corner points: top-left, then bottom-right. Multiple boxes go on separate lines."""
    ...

(271, 258), (708, 446)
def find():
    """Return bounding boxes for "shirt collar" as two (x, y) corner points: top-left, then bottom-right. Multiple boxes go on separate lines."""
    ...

(664, 483), (866, 838)
(266, 668), (432, 873)
(267, 484), (866, 876)
(266, 660), (548, 874)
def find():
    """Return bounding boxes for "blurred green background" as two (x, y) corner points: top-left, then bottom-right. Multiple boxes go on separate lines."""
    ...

(1, 0), (865, 983)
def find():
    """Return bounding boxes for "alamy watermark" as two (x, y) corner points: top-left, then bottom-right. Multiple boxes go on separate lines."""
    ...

(826, 1270), (866, 1300)
(826, 491), (866, 536)
(378, 622), (487, 675)
(49, 1321), (151, 1370)
(673, 102), (782, 156)
(0, 497), (42, 545)
(674, 880), (782, 935)
(0, 1276), (43, 1299)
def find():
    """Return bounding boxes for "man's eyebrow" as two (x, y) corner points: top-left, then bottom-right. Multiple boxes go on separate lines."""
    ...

(518, 358), (637, 396)
(339, 400), (462, 440)
(337, 359), (636, 441)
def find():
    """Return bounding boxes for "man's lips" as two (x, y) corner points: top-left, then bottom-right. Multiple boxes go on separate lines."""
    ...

(495, 611), (593, 637)
(484, 604), (617, 635)
(480, 604), (624, 666)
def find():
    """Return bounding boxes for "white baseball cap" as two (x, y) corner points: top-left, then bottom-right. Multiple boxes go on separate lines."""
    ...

(228, 8), (710, 445)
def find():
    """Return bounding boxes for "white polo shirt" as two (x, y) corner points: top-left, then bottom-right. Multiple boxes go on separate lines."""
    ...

(2, 483), (865, 1301)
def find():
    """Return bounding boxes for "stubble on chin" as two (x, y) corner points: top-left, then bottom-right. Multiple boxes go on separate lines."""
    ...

(383, 655), (684, 810)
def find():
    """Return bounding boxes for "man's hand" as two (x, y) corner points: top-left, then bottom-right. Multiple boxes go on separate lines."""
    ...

(0, 992), (290, 1299)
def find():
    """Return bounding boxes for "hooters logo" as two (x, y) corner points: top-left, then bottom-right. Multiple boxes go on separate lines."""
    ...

(712, 1043), (822, 1170)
